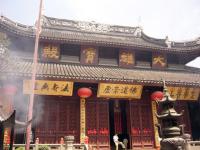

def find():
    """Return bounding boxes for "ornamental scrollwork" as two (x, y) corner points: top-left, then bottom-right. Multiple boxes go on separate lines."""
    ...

(76, 21), (111, 33)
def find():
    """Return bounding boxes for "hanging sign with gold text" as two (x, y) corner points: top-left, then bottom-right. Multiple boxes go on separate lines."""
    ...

(23, 80), (73, 96)
(168, 87), (199, 101)
(97, 83), (143, 99)
(80, 98), (86, 143)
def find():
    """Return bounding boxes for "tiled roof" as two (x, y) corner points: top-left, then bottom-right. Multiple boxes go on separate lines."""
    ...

(1, 16), (200, 53)
(1, 59), (199, 87)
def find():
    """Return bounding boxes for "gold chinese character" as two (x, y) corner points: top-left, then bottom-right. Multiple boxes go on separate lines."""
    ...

(42, 45), (51, 58)
(153, 55), (165, 66)
(104, 86), (111, 93)
(42, 45), (59, 59)
(50, 46), (59, 59)
(177, 87), (182, 99)
(84, 48), (96, 64)
(120, 52), (134, 65)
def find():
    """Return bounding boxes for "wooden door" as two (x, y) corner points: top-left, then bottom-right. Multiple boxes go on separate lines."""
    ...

(86, 100), (110, 149)
(129, 99), (154, 148)
(35, 96), (80, 143)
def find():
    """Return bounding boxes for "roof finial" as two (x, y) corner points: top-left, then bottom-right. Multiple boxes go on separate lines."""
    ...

(165, 36), (172, 48)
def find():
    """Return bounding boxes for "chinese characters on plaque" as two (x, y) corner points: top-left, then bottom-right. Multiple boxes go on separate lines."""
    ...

(80, 98), (86, 143)
(97, 83), (143, 99)
(23, 80), (73, 96)
(81, 46), (98, 65)
(152, 53), (167, 68)
(168, 87), (199, 101)
(119, 50), (135, 68)
(41, 44), (60, 61)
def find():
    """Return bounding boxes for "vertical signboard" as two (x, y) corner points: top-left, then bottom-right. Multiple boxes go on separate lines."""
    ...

(80, 98), (86, 143)
(151, 101), (160, 148)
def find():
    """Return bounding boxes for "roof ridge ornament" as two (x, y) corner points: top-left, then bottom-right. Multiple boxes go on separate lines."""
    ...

(76, 21), (111, 33)
(165, 36), (172, 48)
(134, 26), (142, 37)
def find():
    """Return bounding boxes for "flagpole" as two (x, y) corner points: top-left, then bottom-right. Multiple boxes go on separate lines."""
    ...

(25, 0), (43, 150)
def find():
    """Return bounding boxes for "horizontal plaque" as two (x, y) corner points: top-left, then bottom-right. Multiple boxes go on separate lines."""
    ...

(168, 87), (199, 101)
(97, 83), (143, 99)
(23, 80), (73, 96)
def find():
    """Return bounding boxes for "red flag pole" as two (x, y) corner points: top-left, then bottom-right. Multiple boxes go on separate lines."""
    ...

(25, 0), (43, 149)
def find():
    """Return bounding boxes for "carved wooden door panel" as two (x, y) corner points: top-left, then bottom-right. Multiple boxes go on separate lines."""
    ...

(130, 102), (141, 147)
(86, 101), (97, 145)
(35, 96), (80, 143)
(86, 100), (110, 149)
(35, 98), (58, 143)
(140, 104), (154, 147)
(57, 99), (80, 143)
(129, 100), (154, 149)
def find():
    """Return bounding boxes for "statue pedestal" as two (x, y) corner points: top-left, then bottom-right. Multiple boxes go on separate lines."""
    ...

(161, 137), (185, 150)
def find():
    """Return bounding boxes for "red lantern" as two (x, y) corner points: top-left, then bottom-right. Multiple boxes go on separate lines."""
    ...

(3, 85), (17, 95)
(151, 91), (163, 101)
(78, 87), (92, 98)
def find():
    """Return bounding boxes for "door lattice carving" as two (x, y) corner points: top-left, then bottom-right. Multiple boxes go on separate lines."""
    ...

(129, 100), (154, 148)
(86, 100), (110, 149)
(35, 96), (80, 143)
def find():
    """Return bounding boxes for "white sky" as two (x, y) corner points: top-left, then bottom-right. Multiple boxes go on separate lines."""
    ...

(1, 0), (200, 67)
(1, 0), (200, 41)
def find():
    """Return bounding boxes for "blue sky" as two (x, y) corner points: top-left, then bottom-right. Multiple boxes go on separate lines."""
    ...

(1, 0), (200, 41)
(1, 0), (200, 67)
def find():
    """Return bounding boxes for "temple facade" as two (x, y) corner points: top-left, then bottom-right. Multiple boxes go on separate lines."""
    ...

(0, 15), (200, 149)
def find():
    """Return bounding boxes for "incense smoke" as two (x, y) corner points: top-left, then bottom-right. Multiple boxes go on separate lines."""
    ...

(0, 33), (44, 133)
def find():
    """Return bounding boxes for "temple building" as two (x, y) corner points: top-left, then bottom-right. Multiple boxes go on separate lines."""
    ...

(0, 15), (200, 149)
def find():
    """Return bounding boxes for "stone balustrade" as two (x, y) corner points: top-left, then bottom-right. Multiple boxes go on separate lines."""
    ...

(186, 141), (200, 150)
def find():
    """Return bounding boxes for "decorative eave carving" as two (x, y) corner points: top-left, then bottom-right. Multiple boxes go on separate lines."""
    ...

(42, 16), (140, 35)
(76, 21), (111, 33)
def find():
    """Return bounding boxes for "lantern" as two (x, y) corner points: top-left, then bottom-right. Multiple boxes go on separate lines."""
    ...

(151, 91), (163, 101)
(3, 85), (17, 95)
(77, 87), (92, 98)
